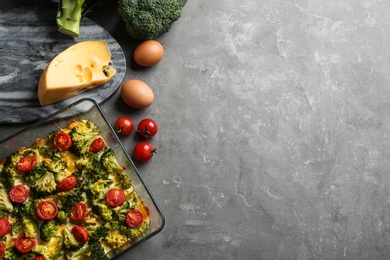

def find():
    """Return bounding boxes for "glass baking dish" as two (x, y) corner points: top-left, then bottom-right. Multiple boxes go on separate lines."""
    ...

(0, 98), (165, 259)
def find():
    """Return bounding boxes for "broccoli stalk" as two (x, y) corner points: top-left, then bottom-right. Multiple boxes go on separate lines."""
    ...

(54, 0), (106, 37)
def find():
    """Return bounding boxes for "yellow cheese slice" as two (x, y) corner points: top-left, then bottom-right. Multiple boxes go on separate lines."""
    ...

(38, 41), (116, 106)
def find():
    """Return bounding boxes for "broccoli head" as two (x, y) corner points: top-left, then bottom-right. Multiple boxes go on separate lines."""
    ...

(23, 166), (57, 196)
(64, 240), (106, 260)
(12, 199), (34, 219)
(11, 221), (23, 238)
(40, 220), (58, 242)
(68, 119), (102, 156)
(0, 184), (13, 212)
(89, 225), (108, 243)
(22, 217), (39, 238)
(57, 188), (83, 213)
(63, 227), (81, 251)
(105, 229), (128, 249)
(100, 149), (124, 174)
(93, 204), (113, 222)
(118, 0), (187, 40)
(3, 246), (22, 260)
(112, 200), (131, 222)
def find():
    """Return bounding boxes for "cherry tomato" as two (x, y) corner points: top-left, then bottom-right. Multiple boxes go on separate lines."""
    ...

(54, 132), (72, 151)
(57, 175), (77, 192)
(115, 116), (134, 136)
(133, 141), (156, 162)
(0, 243), (4, 259)
(36, 201), (58, 220)
(70, 202), (88, 222)
(9, 185), (29, 204)
(89, 137), (105, 153)
(71, 226), (89, 245)
(125, 209), (143, 228)
(137, 118), (158, 138)
(17, 154), (36, 173)
(0, 218), (10, 237)
(15, 234), (36, 253)
(106, 188), (125, 207)
(32, 256), (47, 260)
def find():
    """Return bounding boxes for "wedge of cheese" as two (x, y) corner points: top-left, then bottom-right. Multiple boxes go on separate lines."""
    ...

(38, 41), (116, 106)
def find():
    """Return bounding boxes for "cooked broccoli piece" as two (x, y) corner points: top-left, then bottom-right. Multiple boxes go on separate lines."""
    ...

(11, 221), (23, 238)
(68, 120), (102, 156)
(12, 199), (34, 219)
(86, 179), (112, 204)
(89, 225), (108, 243)
(40, 220), (58, 242)
(22, 217), (39, 238)
(93, 204), (113, 222)
(55, 0), (107, 37)
(100, 149), (123, 174)
(105, 229), (128, 249)
(3, 246), (21, 260)
(57, 188), (83, 213)
(63, 227), (81, 251)
(112, 200), (131, 222)
(0, 184), (13, 212)
(0, 152), (20, 189)
(32, 245), (48, 256)
(65, 240), (106, 260)
(56, 210), (69, 224)
(23, 166), (57, 196)
(118, 0), (187, 40)
(77, 154), (109, 182)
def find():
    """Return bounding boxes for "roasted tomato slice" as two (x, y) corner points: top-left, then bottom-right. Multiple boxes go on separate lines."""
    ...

(89, 137), (105, 153)
(9, 185), (29, 204)
(15, 234), (36, 253)
(54, 132), (72, 151)
(70, 202), (88, 222)
(17, 154), (36, 173)
(71, 226), (89, 245)
(57, 175), (77, 192)
(36, 201), (58, 220)
(0, 242), (4, 259)
(0, 217), (10, 237)
(31, 256), (47, 260)
(106, 188), (125, 207)
(125, 209), (143, 228)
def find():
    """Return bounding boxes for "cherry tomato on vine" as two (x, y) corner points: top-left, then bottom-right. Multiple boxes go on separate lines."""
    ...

(57, 175), (77, 192)
(70, 202), (88, 222)
(15, 235), (36, 253)
(0, 217), (10, 237)
(36, 201), (58, 220)
(106, 188), (125, 207)
(115, 116), (134, 136)
(89, 137), (105, 153)
(17, 154), (36, 172)
(9, 185), (29, 204)
(54, 132), (72, 151)
(71, 226), (89, 245)
(137, 118), (158, 138)
(133, 141), (156, 162)
(125, 209), (143, 228)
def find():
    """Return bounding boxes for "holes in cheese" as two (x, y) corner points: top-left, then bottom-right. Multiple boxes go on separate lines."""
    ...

(38, 41), (116, 106)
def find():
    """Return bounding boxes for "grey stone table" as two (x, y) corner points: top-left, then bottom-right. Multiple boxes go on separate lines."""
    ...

(1, 0), (390, 259)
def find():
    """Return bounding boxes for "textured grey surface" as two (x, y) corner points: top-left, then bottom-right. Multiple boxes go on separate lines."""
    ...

(0, 7), (125, 123)
(2, 0), (390, 259)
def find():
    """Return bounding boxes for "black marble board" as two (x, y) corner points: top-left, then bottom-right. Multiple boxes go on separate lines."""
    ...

(0, 7), (126, 124)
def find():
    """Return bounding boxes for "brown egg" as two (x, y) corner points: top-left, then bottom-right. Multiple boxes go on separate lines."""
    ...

(133, 40), (164, 67)
(121, 79), (154, 108)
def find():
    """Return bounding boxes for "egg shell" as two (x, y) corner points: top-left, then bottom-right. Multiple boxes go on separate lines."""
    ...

(133, 40), (164, 67)
(121, 79), (154, 109)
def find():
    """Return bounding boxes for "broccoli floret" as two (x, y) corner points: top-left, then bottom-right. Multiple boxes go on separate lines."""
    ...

(12, 199), (34, 219)
(105, 229), (128, 249)
(0, 184), (13, 212)
(65, 240), (106, 260)
(63, 227), (81, 251)
(57, 188), (83, 213)
(3, 246), (21, 260)
(23, 166), (57, 196)
(93, 204), (113, 222)
(11, 220), (23, 238)
(32, 245), (48, 256)
(89, 225), (108, 243)
(22, 217), (39, 238)
(77, 154), (109, 182)
(112, 200), (131, 222)
(56, 210), (69, 224)
(118, 0), (187, 40)
(68, 120), (102, 156)
(100, 149), (123, 174)
(40, 220), (58, 242)
(86, 179), (112, 203)
(0, 152), (19, 189)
